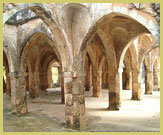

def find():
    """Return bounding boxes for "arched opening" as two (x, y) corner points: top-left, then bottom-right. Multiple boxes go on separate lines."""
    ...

(47, 61), (60, 89)
(3, 50), (11, 96)
(80, 12), (151, 110)
(3, 3), (160, 131)
(122, 49), (132, 91)
(73, 12), (156, 129)
(153, 57), (160, 91)
(14, 31), (65, 127)
(141, 61), (146, 94)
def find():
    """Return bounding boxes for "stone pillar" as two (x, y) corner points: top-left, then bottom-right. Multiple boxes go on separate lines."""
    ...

(85, 65), (91, 91)
(39, 72), (48, 91)
(28, 72), (40, 98)
(90, 65), (92, 91)
(132, 70), (142, 100)
(64, 71), (85, 129)
(26, 72), (29, 91)
(92, 69), (102, 97)
(153, 69), (160, 91)
(64, 72), (73, 128)
(10, 72), (28, 114)
(145, 69), (153, 94)
(108, 68), (123, 110)
(60, 72), (65, 104)
(34, 72), (40, 97)
(102, 71), (108, 89)
(125, 71), (132, 90)
(29, 72), (35, 98)
(6, 72), (11, 96)
(47, 70), (53, 88)
(122, 71), (127, 89)
(72, 71), (85, 129)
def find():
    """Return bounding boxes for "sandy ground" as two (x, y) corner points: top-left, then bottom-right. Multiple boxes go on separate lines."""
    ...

(3, 86), (160, 132)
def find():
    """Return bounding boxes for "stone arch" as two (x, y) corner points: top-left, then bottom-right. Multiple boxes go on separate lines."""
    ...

(77, 12), (152, 109)
(18, 31), (63, 99)
(153, 56), (160, 91)
(139, 45), (159, 71)
(19, 23), (57, 57)
(152, 55), (160, 69)
(19, 32), (62, 73)
(122, 49), (133, 90)
(79, 12), (152, 73)
(142, 47), (159, 95)
(60, 3), (91, 56)
(119, 33), (145, 70)
(87, 46), (96, 68)
(3, 47), (14, 72)
(3, 49), (10, 73)
(3, 3), (72, 71)
(3, 49), (11, 96)
(3, 3), (51, 25)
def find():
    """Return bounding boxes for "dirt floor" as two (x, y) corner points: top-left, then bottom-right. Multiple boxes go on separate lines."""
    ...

(3, 86), (160, 132)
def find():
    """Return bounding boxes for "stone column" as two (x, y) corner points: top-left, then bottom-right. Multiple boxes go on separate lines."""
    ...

(90, 65), (92, 91)
(125, 71), (132, 90)
(132, 70), (142, 100)
(39, 72), (48, 91)
(102, 71), (107, 89)
(92, 69), (102, 97)
(47, 70), (53, 88)
(29, 72), (35, 98)
(122, 71), (127, 89)
(26, 72), (29, 91)
(64, 72), (73, 128)
(28, 71), (40, 98)
(108, 68), (123, 110)
(60, 72), (65, 104)
(34, 71), (40, 97)
(153, 69), (160, 91)
(72, 71), (85, 129)
(10, 72), (28, 114)
(6, 72), (11, 96)
(145, 69), (153, 94)
(85, 65), (91, 91)
(64, 71), (85, 129)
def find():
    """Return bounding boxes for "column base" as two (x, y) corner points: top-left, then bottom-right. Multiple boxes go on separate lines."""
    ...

(123, 89), (131, 90)
(131, 96), (142, 101)
(11, 110), (28, 115)
(145, 91), (152, 95)
(29, 95), (39, 98)
(108, 106), (120, 111)
(92, 93), (102, 97)
(85, 87), (90, 91)
(153, 88), (160, 91)
(11, 104), (28, 115)
(124, 86), (131, 90)
(61, 100), (65, 104)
